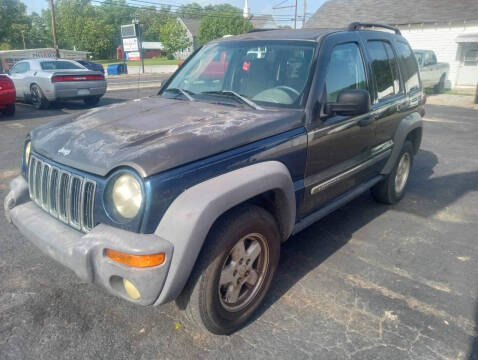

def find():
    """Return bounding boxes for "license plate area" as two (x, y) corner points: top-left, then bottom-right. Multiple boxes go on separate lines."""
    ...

(77, 89), (90, 96)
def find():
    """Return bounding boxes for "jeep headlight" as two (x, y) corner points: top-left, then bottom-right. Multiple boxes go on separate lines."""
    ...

(24, 141), (31, 167)
(108, 173), (143, 220)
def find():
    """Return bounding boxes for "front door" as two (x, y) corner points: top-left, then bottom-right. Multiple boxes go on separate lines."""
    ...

(302, 35), (377, 216)
(9, 61), (30, 99)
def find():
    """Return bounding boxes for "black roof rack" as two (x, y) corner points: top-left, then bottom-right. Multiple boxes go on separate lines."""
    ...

(247, 28), (282, 33)
(348, 22), (401, 35)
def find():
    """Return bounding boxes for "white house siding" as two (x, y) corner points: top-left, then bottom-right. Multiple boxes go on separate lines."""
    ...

(398, 21), (478, 88)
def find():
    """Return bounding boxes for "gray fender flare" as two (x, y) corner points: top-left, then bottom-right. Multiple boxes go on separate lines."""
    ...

(153, 161), (296, 305)
(381, 112), (423, 175)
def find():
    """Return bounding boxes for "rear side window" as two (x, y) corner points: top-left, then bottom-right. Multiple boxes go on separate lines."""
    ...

(383, 42), (402, 95)
(325, 42), (367, 102)
(366, 41), (398, 101)
(395, 41), (420, 93)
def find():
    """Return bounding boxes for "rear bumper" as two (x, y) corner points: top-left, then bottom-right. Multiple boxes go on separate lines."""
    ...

(50, 80), (107, 101)
(4, 176), (173, 306)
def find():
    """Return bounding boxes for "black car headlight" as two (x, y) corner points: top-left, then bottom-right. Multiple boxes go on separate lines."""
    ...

(105, 171), (144, 221)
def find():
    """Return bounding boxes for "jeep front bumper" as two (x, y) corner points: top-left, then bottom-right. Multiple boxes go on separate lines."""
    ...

(4, 176), (173, 306)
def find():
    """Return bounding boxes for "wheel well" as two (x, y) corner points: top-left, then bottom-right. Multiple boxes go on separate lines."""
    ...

(406, 127), (422, 155)
(206, 189), (292, 243)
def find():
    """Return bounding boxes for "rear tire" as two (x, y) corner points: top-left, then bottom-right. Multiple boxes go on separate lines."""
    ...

(372, 140), (414, 204)
(2, 103), (15, 116)
(433, 73), (446, 94)
(178, 204), (281, 335)
(84, 96), (101, 107)
(30, 84), (50, 109)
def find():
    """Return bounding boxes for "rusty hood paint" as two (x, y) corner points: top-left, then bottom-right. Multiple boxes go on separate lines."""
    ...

(31, 96), (304, 177)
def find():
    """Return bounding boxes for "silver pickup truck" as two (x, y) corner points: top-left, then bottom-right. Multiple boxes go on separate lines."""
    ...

(413, 50), (449, 93)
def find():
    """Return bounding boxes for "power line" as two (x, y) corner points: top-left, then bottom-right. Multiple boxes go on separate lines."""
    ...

(92, 0), (307, 22)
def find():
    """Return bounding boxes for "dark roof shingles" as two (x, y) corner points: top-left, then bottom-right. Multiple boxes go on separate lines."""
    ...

(305, 0), (478, 28)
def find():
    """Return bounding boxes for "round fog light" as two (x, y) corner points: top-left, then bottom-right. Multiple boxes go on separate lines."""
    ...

(123, 279), (141, 300)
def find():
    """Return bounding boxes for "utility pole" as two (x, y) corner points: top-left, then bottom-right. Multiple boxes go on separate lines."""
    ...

(21, 30), (26, 49)
(48, 0), (60, 58)
(302, 0), (307, 28)
(294, 0), (298, 29)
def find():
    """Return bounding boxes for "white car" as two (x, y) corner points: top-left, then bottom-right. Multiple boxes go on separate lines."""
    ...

(8, 58), (107, 109)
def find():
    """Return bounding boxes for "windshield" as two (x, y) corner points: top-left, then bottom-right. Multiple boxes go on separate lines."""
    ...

(163, 41), (316, 108)
(40, 60), (83, 70)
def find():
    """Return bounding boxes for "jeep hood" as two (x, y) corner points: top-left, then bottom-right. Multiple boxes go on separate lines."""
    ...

(31, 96), (303, 177)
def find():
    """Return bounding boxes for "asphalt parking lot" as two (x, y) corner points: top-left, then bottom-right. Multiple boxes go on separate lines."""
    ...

(1, 86), (477, 360)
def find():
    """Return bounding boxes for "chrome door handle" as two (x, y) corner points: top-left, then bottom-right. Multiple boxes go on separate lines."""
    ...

(358, 115), (376, 127)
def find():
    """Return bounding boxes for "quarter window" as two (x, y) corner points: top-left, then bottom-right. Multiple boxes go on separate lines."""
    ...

(395, 41), (420, 93)
(325, 42), (367, 102)
(366, 41), (397, 101)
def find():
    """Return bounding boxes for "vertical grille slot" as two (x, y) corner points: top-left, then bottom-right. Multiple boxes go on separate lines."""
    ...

(58, 172), (70, 222)
(34, 160), (43, 205)
(69, 176), (82, 228)
(41, 164), (50, 211)
(49, 168), (59, 216)
(27, 155), (96, 232)
(82, 181), (96, 231)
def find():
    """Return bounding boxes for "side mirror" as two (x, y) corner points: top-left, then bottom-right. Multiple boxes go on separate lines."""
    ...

(4, 69), (10, 75)
(324, 89), (371, 116)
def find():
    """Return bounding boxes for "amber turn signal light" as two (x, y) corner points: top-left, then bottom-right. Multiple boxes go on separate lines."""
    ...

(106, 249), (165, 268)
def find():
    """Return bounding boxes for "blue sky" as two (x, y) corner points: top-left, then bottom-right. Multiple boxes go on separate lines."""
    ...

(23, 0), (325, 28)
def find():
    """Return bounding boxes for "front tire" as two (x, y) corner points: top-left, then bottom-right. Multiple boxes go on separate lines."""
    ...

(30, 84), (50, 109)
(372, 140), (414, 204)
(2, 103), (15, 116)
(179, 204), (281, 335)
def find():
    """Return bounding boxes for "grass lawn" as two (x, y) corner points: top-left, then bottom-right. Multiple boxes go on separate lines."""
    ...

(96, 58), (180, 66)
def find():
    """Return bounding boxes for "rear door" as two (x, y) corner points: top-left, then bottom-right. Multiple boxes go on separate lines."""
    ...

(360, 34), (408, 150)
(302, 33), (377, 216)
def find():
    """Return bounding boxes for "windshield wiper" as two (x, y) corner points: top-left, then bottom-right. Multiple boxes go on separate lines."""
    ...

(201, 90), (263, 110)
(164, 87), (195, 101)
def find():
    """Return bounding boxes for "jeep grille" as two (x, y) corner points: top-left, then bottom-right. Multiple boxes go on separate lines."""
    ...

(28, 155), (96, 232)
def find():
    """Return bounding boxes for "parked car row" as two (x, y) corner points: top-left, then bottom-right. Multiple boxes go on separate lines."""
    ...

(0, 58), (107, 116)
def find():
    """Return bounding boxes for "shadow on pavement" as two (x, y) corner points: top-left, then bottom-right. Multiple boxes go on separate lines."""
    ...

(249, 149), (478, 331)
(469, 302), (478, 359)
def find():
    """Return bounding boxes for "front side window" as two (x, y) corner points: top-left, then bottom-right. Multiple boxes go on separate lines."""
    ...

(40, 60), (83, 70)
(164, 41), (316, 108)
(13, 62), (29, 74)
(396, 42), (420, 93)
(367, 40), (396, 101)
(325, 42), (367, 102)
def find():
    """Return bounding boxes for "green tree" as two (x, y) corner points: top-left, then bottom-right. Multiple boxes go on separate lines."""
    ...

(0, 0), (30, 49)
(97, 0), (135, 50)
(159, 19), (191, 57)
(177, 2), (203, 19)
(133, 5), (172, 41)
(53, 0), (116, 58)
(198, 4), (253, 45)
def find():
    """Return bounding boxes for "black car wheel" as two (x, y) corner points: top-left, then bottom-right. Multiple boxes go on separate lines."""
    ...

(2, 103), (15, 116)
(372, 140), (414, 204)
(30, 84), (50, 109)
(179, 204), (280, 335)
(84, 96), (101, 107)
(433, 73), (446, 94)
